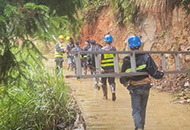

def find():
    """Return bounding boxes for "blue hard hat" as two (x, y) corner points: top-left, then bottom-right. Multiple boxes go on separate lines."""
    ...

(104, 34), (113, 42)
(127, 35), (142, 47)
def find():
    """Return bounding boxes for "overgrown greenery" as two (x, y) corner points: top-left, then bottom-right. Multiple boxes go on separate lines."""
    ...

(110, 0), (190, 26)
(0, 0), (84, 129)
(78, 0), (109, 25)
(0, 48), (72, 129)
(110, 0), (141, 26)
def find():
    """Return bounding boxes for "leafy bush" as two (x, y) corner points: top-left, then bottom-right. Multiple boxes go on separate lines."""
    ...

(0, 48), (73, 129)
(0, 1), (82, 129)
(111, 0), (139, 25)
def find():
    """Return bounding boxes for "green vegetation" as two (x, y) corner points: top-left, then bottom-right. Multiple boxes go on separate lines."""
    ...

(110, 0), (190, 26)
(78, 0), (109, 25)
(0, 0), (84, 129)
(111, 0), (139, 25)
(0, 48), (72, 129)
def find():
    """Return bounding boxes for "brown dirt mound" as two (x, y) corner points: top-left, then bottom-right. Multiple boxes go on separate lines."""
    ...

(78, 6), (127, 51)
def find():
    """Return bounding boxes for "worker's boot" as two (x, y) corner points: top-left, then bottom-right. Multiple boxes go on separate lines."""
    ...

(110, 83), (116, 101)
(96, 78), (101, 90)
(101, 85), (107, 99)
(93, 78), (100, 90)
(135, 128), (143, 130)
(93, 83), (98, 89)
(69, 63), (74, 71)
(97, 78), (102, 90)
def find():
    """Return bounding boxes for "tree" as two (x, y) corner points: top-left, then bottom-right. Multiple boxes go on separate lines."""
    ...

(0, 0), (85, 129)
(0, 0), (85, 84)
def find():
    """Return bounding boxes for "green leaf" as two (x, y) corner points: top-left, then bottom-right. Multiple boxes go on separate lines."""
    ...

(4, 5), (18, 17)
(24, 3), (36, 10)
(36, 5), (49, 12)
(0, 15), (5, 23)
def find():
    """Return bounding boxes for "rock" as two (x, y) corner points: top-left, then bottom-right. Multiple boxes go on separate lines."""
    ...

(184, 88), (189, 92)
(74, 114), (80, 128)
(184, 81), (189, 87)
(178, 100), (186, 104)
(57, 122), (66, 129)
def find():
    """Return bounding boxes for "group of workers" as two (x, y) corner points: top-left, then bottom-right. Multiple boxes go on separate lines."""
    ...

(54, 34), (164, 130)
(55, 35), (74, 73)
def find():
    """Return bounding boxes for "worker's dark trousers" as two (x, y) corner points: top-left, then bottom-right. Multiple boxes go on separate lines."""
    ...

(129, 84), (150, 130)
(55, 58), (63, 74)
(101, 69), (115, 94)
(101, 77), (115, 99)
(83, 58), (87, 75)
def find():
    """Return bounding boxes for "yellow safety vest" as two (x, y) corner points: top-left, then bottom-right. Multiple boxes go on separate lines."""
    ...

(101, 54), (114, 69)
(55, 44), (64, 58)
(83, 54), (87, 58)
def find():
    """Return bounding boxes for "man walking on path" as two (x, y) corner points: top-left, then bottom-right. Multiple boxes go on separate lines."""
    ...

(83, 39), (91, 75)
(120, 35), (164, 130)
(71, 41), (83, 74)
(87, 40), (102, 90)
(100, 34), (117, 101)
(55, 35), (66, 74)
(65, 36), (75, 71)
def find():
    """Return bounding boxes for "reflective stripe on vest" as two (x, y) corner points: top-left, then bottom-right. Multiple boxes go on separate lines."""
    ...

(83, 55), (87, 58)
(125, 64), (146, 73)
(55, 51), (63, 57)
(55, 43), (64, 58)
(101, 54), (114, 67)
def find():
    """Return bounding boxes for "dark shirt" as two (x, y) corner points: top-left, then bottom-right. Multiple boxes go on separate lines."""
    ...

(87, 44), (102, 67)
(83, 44), (91, 51)
(66, 42), (74, 58)
(120, 53), (164, 84)
(71, 45), (83, 57)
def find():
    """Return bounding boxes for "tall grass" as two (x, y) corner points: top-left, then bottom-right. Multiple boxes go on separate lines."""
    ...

(0, 48), (73, 129)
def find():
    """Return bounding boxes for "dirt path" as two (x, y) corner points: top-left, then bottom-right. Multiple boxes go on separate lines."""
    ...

(45, 57), (190, 130)
(66, 77), (190, 130)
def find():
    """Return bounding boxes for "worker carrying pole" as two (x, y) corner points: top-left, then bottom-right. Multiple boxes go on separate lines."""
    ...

(120, 35), (164, 130)
(100, 34), (117, 101)
(83, 39), (91, 75)
(65, 36), (75, 71)
(70, 41), (83, 74)
(87, 40), (102, 90)
(55, 35), (66, 74)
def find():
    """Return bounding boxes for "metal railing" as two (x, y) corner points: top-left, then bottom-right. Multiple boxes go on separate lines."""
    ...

(66, 51), (190, 78)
